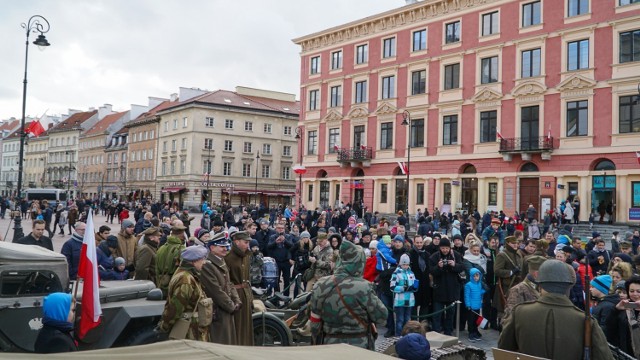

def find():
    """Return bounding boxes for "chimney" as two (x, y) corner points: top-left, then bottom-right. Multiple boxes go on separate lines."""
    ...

(48, 123), (54, 129)
(169, 93), (178, 102)
(98, 104), (114, 119)
(179, 87), (207, 102)
(68, 109), (81, 116)
(149, 96), (168, 109)
(129, 104), (148, 120)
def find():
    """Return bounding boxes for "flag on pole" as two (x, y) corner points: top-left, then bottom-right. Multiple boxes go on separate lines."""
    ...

(333, 145), (339, 152)
(546, 125), (552, 142)
(475, 314), (489, 330)
(496, 130), (504, 141)
(636, 151), (640, 165)
(77, 210), (102, 339)
(25, 120), (46, 137)
(397, 161), (409, 175)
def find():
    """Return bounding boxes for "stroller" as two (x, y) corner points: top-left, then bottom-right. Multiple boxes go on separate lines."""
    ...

(262, 257), (278, 296)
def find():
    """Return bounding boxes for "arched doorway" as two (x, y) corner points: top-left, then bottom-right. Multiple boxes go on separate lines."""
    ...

(460, 164), (478, 214)
(351, 169), (365, 216)
(394, 166), (407, 213)
(591, 159), (616, 223)
(318, 170), (330, 209)
(519, 162), (540, 217)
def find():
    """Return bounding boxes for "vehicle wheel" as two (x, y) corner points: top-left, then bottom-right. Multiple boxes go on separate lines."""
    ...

(126, 325), (166, 346)
(253, 317), (290, 346)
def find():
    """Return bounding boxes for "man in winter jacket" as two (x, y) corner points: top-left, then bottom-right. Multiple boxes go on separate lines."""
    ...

(135, 227), (161, 284)
(60, 222), (86, 280)
(14, 219), (53, 251)
(409, 235), (431, 321)
(255, 219), (274, 256)
(429, 238), (464, 335)
(267, 223), (293, 293)
(590, 274), (619, 343)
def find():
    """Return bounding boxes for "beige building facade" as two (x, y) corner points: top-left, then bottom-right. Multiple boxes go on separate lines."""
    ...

(156, 86), (299, 209)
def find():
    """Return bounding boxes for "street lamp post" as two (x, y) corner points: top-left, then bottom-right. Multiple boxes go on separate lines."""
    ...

(120, 164), (126, 202)
(401, 110), (411, 219)
(14, 15), (51, 241)
(293, 127), (305, 211)
(65, 151), (75, 200)
(254, 151), (260, 206)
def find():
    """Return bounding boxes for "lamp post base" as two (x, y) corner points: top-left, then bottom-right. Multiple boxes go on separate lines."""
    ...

(13, 215), (24, 242)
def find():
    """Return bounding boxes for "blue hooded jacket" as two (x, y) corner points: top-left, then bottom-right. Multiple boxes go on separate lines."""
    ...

(376, 240), (397, 271)
(464, 268), (485, 311)
(43, 293), (72, 325)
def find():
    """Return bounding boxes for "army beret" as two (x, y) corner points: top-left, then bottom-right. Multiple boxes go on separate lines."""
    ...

(171, 224), (187, 231)
(526, 255), (547, 271)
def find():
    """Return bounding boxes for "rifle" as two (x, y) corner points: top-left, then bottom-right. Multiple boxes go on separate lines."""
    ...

(583, 256), (591, 360)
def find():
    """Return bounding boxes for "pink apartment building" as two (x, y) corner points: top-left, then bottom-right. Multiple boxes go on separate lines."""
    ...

(292, 0), (640, 223)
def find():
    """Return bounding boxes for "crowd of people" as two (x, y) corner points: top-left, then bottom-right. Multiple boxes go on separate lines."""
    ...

(10, 197), (640, 358)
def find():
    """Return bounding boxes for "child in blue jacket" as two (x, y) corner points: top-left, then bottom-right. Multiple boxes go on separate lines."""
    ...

(464, 268), (485, 341)
(391, 254), (418, 337)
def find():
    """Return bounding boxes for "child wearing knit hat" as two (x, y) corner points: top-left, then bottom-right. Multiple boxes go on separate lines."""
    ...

(391, 254), (418, 337)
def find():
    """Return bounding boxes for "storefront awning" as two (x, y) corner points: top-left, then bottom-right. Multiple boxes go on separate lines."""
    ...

(161, 187), (185, 193)
(235, 189), (294, 196)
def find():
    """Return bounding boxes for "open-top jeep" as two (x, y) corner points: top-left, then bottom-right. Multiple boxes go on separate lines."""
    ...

(0, 242), (165, 352)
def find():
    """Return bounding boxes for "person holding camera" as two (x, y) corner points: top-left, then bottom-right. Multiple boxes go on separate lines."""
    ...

(493, 236), (524, 326)
(291, 231), (314, 296)
(428, 237), (464, 335)
(267, 222), (294, 294)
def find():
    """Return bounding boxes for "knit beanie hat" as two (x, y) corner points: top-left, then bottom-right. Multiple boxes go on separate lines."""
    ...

(115, 257), (126, 266)
(369, 240), (379, 249)
(592, 275), (612, 296)
(400, 254), (411, 265)
(382, 235), (392, 245)
(300, 231), (311, 239)
(396, 333), (431, 360)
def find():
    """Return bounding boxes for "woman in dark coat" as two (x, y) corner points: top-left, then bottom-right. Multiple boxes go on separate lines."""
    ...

(34, 292), (77, 353)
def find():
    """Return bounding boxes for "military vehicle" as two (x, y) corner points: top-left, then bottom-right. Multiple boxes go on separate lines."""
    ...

(0, 242), (165, 352)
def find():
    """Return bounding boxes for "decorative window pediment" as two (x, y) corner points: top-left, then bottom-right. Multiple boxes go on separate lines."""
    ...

(511, 80), (546, 98)
(375, 102), (397, 115)
(472, 88), (503, 103)
(322, 109), (343, 123)
(556, 74), (596, 92)
(348, 106), (369, 119)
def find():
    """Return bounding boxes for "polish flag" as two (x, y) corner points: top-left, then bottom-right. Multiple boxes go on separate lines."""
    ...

(25, 120), (46, 137)
(333, 145), (339, 152)
(546, 126), (552, 142)
(77, 210), (102, 339)
(496, 131), (504, 141)
(636, 152), (640, 165)
(360, 145), (366, 150)
(397, 161), (409, 175)
(476, 315), (489, 329)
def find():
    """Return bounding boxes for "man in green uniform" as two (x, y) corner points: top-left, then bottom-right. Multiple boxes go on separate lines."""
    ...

(501, 255), (545, 324)
(225, 231), (254, 346)
(309, 240), (388, 350)
(135, 227), (161, 284)
(498, 259), (613, 359)
(156, 224), (187, 297)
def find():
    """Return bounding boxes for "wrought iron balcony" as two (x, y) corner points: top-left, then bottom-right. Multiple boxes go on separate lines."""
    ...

(336, 147), (373, 163)
(499, 136), (554, 153)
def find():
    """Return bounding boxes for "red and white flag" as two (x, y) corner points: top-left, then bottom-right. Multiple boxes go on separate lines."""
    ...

(77, 210), (102, 339)
(333, 145), (339, 152)
(360, 144), (366, 150)
(475, 314), (489, 329)
(496, 130), (504, 141)
(25, 120), (46, 137)
(397, 161), (409, 175)
(636, 151), (640, 165)
(546, 126), (552, 142)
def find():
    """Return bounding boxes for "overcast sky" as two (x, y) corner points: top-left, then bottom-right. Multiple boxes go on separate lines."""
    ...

(0, 1), (405, 120)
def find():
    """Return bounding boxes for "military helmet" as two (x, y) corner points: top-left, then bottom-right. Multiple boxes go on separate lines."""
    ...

(537, 259), (575, 284)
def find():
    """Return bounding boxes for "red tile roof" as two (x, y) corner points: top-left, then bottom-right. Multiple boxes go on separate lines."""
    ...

(49, 110), (97, 133)
(0, 120), (19, 132)
(163, 90), (300, 116)
(84, 111), (127, 136)
(128, 100), (178, 126)
(4, 122), (30, 139)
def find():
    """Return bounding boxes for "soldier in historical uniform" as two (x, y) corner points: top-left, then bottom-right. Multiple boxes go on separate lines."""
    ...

(201, 232), (241, 345)
(493, 236), (524, 323)
(158, 245), (210, 342)
(501, 255), (546, 324)
(225, 230), (254, 346)
(134, 227), (161, 284)
(309, 240), (387, 350)
(307, 231), (334, 290)
(156, 224), (187, 297)
(498, 260), (614, 359)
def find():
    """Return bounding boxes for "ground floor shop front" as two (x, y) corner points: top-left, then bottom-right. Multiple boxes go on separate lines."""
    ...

(299, 154), (640, 224)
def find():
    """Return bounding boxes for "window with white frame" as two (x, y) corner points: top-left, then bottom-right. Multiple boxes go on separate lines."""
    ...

(310, 56), (320, 74)
(223, 162), (232, 176)
(445, 21), (461, 43)
(413, 29), (427, 51)
(163, 141), (167, 152)
(225, 119), (234, 129)
(411, 70), (426, 95)
(282, 166), (291, 180)
(307, 130), (318, 155)
(443, 115), (458, 145)
(264, 123), (272, 134)
(380, 122), (393, 149)
(356, 44), (368, 64)
(568, 0), (588, 16)
(382, 75), (395, 99)
(204, 138), (213, 149)
(328, 128), (340, 153)
(205, 117), (214, 127)
(283, 145), (292, 156)
(245, 121), (253, 131)
(567, 100), (588, 137)
(482, 11), (499, 36)
(170, 161), (175, 175)
(181, 138), (187, 149)
(522, 1), (541, 27)
(173, 119), (178, 129)
(521, 48), (541, 77)
(620, 29), (640, 63)
(171, 139), (177, 151)
(164, 121), (168, 132)
(444, 63), (460, 90)
(309, 89), (319, 111)
(261, 164), (271, 178)
(383, 37), (396, 58)
(180, 159), (186, 173)
(244, 142), (252, 153)
(161, 162), (166, 175)
(183, 117), (188, 128)
(481, 56), (499, 84)
(283, 126), (292, 135)
(331, 50), (342, 70)
(480, 110), (497, 143)
(224, 140), (233, 151)
(355, 80), (367, 103)
(203, 160), (212, 175)
(242, 163), (251, 177)
(262, 144), (272, 155)
(330, 85), (342, 107)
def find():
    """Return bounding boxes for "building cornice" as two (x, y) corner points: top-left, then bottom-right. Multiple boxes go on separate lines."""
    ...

(293, 0), (503, 54)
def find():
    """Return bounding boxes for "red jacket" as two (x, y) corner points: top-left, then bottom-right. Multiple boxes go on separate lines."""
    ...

(363, 256), (378, 282)
(118, 209), (129, 222)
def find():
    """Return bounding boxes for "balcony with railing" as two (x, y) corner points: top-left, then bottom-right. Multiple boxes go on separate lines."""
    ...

(499, 136), (554, 161)
(336, 146), (372, 167)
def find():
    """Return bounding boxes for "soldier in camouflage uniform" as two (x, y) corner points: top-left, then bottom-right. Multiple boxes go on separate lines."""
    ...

(501, 255), (546, 324)
(155, 224), (187, 297)
(306, 231), (333, 290)
(158, 245), (210, 341)
(309, 240), (388, 350)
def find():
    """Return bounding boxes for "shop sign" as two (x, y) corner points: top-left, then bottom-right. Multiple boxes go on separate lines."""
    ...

(633, 182), (640, 207)
(630, 208), (640, 221)
(167, 182), (185, 187)
(451, 180), (460, 186)
(592, 176), (616, 189)
(350, 180), (364, 189)
(201, 182), (237, 188)
(557, 184), (565, 189)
